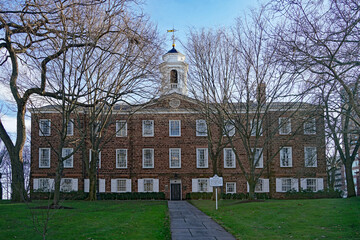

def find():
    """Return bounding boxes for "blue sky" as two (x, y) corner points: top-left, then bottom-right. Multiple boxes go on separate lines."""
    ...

(142, 0), (258, 52)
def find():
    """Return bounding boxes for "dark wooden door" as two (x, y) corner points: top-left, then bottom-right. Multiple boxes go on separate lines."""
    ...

(171, 183), (181, 200)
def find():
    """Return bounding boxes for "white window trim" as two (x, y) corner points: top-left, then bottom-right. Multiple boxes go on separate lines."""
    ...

(39, 148), (51, 168)
(169, 148), (181, 168)
(252, 148), (263, 168)
(224, 148), (236, 168)
(62, 148), (74, 168)
(169, 120), (181, 137)
(60, 178), (78, 192)
(142, 148), (154, 168)
(66, 119), (74, 136)
(276, 178), (299, 192)
(279, 117), (291, 135)
(116, 149), (128, 168)
(142, 120), (154, 137)
(226, 182), (236, 194)
(304, 118), (316, 135)
(280, 147), (292, 167)
(304, 147), (317, 167)
(251, 119), (263, 136)
(196, 148), (209, 168)
(39, 119), (51, 136)
(196, 119), (207, 136)
(116, 120), (127, 137)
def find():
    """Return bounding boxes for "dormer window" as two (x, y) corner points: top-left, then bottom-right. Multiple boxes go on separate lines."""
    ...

(170, 70), (178, 89)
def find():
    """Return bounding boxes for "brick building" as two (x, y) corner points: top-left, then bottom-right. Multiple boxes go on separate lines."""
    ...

(30, 47), (327, 200)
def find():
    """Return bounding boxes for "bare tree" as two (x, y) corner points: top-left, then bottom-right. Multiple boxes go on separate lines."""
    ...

(271, 0), (360, 197)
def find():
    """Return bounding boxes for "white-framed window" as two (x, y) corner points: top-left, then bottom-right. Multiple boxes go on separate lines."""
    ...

(39, 119), (51, 136)
(117, 179), (127, 192)
(39, 148), (50, 168)
(251, 119), (263, 136)
(252, 148), (263, 168)
(304, 147), (317, 167)
(142, 120), (154, 137)
(62, 148), (73, 168)
(142, 148), (154, 168)
(39, 178), (50, 192)
(138, 178), (159, 192)
(116, 120), (127, 137)
(279, 117), (291, 135)
(224, 148), (236, 168)
(65, 119), (74, 136)
(198, 179), (209, 192)
(276, 178), (299, 192)
(116, 149), (127, 168)
(169, 148), (181, 168)
(224, 120), (235, 136)
(304, 118), (316, 135)
(247, 179), (270, 193)
(110, 179), (130, 192)
(192, 178), (212, 193)
(226, 182), (236, 194)
(85, 179), (105, 193)
(280, 147), (292, 167)
(169, 120), (181, 136)
(196, 148), (208, 168)
(89, 149), (101, 168)
(196, 119), (207, 136)
(60, 178), (78, 192)
(300, 178), (323, 192)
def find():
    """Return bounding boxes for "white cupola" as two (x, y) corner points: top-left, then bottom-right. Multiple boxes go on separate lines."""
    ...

(159, 46), (189, 95)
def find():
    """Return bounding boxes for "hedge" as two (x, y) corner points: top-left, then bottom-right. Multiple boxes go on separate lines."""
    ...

(285, 189), (343, 199)
(185, 192), (270, 200)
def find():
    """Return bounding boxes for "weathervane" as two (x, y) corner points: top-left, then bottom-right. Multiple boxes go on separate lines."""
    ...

(167, 28), (177, 48)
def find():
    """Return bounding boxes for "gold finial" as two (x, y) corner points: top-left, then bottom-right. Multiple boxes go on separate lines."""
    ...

(167, 28), (177, 48)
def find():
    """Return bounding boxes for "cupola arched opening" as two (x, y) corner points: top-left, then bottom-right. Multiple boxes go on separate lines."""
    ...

(170, 69), (178, 84)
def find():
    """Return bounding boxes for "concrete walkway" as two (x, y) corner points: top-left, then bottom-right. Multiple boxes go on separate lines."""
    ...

(168, 201), (236, 240)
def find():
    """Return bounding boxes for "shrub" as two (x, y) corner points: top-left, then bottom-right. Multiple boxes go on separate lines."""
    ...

(285, 189), (342, 199)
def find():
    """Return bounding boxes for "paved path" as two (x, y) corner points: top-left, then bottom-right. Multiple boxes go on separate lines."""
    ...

(168, 201), (236, 240)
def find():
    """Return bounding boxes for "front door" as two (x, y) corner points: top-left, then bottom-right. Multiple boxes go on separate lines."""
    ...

(171, 183), (181, 200)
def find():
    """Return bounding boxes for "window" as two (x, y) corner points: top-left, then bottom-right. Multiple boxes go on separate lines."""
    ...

(39, 119), (51, 136)
(252, 148), (263, 168)
(304, 118), (316, 135)
(279, 117), (291, 135)
(280, 147), (292, 167)
(117, 179), (127, 192)
(66, 120), (74, 136)
(196, 148), (208, 168)
(116, 149), (127, 168)
(306, 178), (317, 192)
(305, 147), (317, 167)
(224, 148), (236, 168)
(170, 69), (178, 83)
(251, 119), (263, 136)
(281, 178), (292, 192)
(198, 179), (209, 192)
(144, 179), (154, 192)
(226, 182), (236, 194)
(89, 149), (101, 168)
(39, 148), (50, 168)
(116, 120), (127, 137)
(169, 148), (181, 168)
(39, 178), (50, 192)
(255, 179), (264, 192)
(62, 148), (73, 168)
(142, 120), (154, 137)
(60, 178), (73, 192)
(169, 120), (181, 136)
(224, 120), (235, 136)
(142, 149), (154, 168)
(196, 120), (207, 136)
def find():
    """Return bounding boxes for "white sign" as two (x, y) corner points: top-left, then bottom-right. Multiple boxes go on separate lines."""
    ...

(210, 174), (223, 187)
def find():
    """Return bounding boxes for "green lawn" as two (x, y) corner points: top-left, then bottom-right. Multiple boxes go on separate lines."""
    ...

(190, 198), (360, 240)
(0, 200), (170, 240)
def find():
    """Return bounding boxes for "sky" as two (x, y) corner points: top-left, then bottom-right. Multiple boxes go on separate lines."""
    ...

(142, 0), (258, 53)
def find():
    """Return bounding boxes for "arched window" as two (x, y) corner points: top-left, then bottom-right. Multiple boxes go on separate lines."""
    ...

(170, 70), (178, 83)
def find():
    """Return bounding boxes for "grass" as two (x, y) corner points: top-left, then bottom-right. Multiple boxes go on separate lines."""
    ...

(0, 200), (171, 240)
(189, 198), (360, 240)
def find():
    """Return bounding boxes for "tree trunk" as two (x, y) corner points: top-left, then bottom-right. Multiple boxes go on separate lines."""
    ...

(345, 161), (356, 197)
(53, 161), (63, 206)
(10, 153), (26, 202)
(89, 172), (97, 201)
(248, 181), (256, 200)
(327, 168), (335, 191)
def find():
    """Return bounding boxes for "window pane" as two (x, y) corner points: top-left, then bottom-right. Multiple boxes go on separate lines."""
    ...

(170, 148), (180, 168)
(196, 120), (207, 136)
(198, 179), (208, 192)
(143, 149), (154, 168)
(170, 120), (180, 136)
(144, 179), (153, 192)
(117, 179), (127, 192)
(117, 121), (127, 137)
(117, 149), (127, 168)
(143, 120), (154, 136)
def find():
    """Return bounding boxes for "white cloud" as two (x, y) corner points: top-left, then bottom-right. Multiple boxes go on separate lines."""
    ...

(1, 115), (31, 134)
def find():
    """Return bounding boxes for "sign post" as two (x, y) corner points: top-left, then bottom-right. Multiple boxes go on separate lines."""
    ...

(209, 174), (223, 210)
